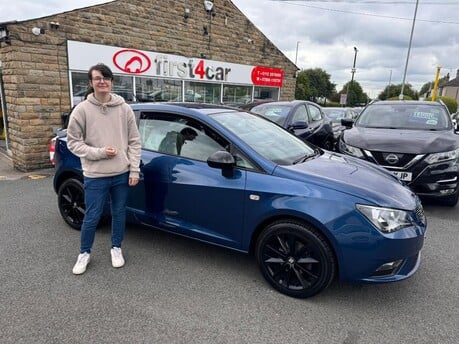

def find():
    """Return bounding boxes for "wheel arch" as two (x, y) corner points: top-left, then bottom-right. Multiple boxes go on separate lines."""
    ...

(248, 214), (340, 274)
(53, 169), (83, 194)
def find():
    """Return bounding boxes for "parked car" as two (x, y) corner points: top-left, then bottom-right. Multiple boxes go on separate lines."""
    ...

(322, 107), (359, 143)
(339, 100), (459, 206)
(53, 102), (426, 298)
(249, 100), (335, 150)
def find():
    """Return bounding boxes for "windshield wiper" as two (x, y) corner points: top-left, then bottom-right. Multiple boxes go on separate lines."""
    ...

(293, 152), (316, 164)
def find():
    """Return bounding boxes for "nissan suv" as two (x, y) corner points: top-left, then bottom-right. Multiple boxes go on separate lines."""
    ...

(338, 100), (459, 206)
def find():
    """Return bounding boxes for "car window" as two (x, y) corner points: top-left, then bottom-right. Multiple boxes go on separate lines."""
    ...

(212, 110), (316, 165)
(307, 104), (323, 121)
(357, 104), (450, 130)
(250, 104), (290, 125)
(291, 105), (309, 123)
(323, 108), (345, 121)
(139, 112), (225, 161)
(138, 111), (256, 169)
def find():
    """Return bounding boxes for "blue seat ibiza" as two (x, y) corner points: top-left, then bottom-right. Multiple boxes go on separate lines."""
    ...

(53, 103), (427, 298)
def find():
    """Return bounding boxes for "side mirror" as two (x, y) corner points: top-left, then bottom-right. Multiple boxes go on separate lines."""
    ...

(341, 118), (354, 128)
(288, 121), (308, 131)
(207, 150), (235, 177)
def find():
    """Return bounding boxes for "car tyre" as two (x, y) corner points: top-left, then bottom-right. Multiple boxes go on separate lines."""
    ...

(255, 220), (336, 298)
(442, 188), (459, 207)
(58, 178), (85, 230)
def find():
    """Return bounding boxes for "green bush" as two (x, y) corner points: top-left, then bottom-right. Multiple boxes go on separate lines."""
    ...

(426, 96), (458, 114)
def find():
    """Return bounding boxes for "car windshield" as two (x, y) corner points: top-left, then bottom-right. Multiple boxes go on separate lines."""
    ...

(322, 108), (346, 121)
(212, 111), (316, 165)
(249, 104), (292, 125)
(356, 104), (451, 130)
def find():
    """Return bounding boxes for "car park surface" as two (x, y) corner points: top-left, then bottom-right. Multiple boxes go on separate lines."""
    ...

(339, 100), (459, 206)
(53, 102), (426, 298)
(2, 176), (458, 344)
(249, 100), (335, 150)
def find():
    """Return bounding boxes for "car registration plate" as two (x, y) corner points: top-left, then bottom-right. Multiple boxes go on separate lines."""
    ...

(392, 171), (412, 182)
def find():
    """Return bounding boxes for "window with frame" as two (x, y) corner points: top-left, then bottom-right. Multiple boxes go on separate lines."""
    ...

(291, 105), (309, 123)
(139, 112), (227, 161)
(308, 104), (323, 121)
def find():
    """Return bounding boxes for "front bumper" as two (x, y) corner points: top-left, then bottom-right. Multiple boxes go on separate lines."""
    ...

(388, 160), (458, 199)
(336, 210), (426, 283)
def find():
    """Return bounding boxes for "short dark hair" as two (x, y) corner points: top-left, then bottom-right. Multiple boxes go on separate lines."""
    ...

(88, 63), (113, 81)
(180, 127), (198, 137)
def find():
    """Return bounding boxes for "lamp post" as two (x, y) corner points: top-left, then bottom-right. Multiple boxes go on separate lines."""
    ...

(346, 46), (358, 106)
(295, 41), (300, 66)
(400, 0), (419, 100)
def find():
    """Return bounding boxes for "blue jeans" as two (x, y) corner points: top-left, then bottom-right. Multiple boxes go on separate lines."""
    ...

(80, 172), (130, 253)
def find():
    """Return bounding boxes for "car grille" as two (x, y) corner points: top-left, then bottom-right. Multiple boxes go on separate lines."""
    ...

(369, 152), (418, 168)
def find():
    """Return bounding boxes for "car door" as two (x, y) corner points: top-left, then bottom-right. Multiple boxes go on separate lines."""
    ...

(286, 103), (313, 140)
(305, 103), (329, 147)
(131, 111), (247, 250)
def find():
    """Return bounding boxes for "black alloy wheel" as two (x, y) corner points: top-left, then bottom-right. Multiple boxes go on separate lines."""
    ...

(256, 220), (336, 298)
(58, 178), (85, 230)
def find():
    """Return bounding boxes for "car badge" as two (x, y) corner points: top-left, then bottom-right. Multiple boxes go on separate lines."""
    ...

(385, 154), (400, 165)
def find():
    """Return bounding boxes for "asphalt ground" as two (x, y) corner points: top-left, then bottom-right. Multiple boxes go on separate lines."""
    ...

(0, 148), (54, 181)
(1, 175), (458, 343)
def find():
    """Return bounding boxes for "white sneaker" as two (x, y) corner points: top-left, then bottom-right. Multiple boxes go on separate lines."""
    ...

(111, 247), (125, 268)
(72, 252), (90, 275)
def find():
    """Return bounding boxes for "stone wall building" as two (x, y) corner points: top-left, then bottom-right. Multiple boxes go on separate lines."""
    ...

(0, 0), (297, 171)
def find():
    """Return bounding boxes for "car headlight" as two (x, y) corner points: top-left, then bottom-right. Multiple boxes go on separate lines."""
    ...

(424, 148), (459, 164)
(356, 204), (414, 233)
(339, 140), (365, 158)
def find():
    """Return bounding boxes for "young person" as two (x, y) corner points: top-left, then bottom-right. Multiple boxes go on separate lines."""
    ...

(67, 63), (141, 275)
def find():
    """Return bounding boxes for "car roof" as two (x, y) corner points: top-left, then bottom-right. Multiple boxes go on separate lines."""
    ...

(130, 102), (239, 115)
(370, 100), (444, 106)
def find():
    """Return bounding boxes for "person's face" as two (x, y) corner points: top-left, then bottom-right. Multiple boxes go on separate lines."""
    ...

(89, 70), (112, 95)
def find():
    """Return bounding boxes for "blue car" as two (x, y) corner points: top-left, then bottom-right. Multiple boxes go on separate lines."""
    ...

(53, 103), (427, 298)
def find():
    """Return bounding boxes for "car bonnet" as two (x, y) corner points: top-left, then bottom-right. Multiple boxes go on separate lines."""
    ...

(276, 152), (417, 209)
(343, 127), (459, 154)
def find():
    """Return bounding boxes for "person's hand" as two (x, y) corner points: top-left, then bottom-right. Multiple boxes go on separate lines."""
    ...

(105, 146), (117, 158)
(129, 177), (139, 186)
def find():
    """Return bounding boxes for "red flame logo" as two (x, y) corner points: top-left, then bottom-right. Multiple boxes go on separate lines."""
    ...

(113, 49), (151, 74)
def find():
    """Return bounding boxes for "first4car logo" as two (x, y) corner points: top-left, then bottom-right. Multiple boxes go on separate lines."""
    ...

(112, 48), (284, 87)
(112, 49), (231, 81)
(113, 49), (151, 74)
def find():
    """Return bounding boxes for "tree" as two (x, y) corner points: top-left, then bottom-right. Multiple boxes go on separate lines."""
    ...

(339, 80), (369, 106)
(295, 68), (336, 103)
(426, 96), (458, 114)
(419, 81), (433, 96)
(378, 83), (418, 100)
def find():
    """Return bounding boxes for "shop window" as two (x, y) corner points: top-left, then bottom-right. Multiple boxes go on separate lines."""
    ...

(113, 75), (134, 102)
(135, 77), (182, 102)
(222, 85), (253, 106)
(185, 82), (221, 104)
(70, 72), (135, 105)
(254, 87), (279, 101)
(71, 72), (89, 106)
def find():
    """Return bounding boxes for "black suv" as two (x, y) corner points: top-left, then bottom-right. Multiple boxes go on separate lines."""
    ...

(338, 100), (459, 206)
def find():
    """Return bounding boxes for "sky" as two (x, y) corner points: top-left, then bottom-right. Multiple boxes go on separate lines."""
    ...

(1, 0), (459, 98)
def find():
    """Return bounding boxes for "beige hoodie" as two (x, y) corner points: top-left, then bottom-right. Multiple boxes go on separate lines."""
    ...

(67, 93), (141, 179)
